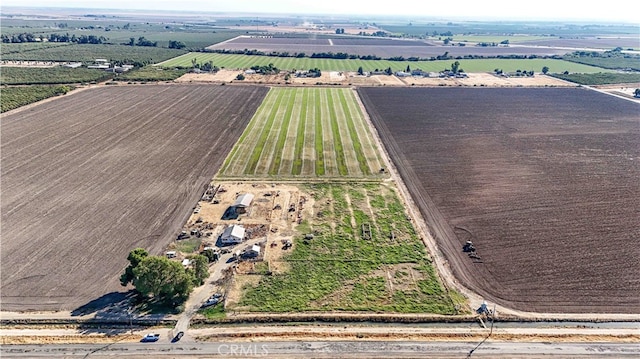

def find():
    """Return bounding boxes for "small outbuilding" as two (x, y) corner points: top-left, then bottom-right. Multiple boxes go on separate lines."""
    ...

(232, 193), (254, 214)
(245, 244), (261, 258)
(220, 224), (246, 245)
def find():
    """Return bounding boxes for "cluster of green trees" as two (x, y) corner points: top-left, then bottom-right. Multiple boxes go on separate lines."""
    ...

(125, 36), (158, 47)
(307, 67), (322, 77)
(430, 30), (454, 37)
(494, 68), (537, 76)
(190, 58), (220, 72)
(168, 40), (186, 49)
(357, 30), (388, 37)
(120, 248), (209, 306)
(250, 63), (279, 74)
(1, 32), (107, 44)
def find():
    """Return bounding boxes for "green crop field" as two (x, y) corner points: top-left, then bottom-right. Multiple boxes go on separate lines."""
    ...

(219, 87), (385, 178)
(0, 67), (112, 85)
(0, 85), (74, 113)
(550, 72), (640, 85)
(114, 66), (188, 82)
(0, 42), (72, 55)
(234, 183), (463, 313)
(1, 44), (187, 64)
(160, 53), (612, 73)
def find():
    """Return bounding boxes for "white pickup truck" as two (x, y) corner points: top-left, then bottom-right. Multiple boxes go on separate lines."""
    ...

(140, 333), (160, 342)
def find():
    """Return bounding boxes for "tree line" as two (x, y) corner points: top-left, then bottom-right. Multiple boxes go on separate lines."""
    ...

(206, 48), (563, 62)
(2, 32), (188, 51)
(2, 32), (107, 44)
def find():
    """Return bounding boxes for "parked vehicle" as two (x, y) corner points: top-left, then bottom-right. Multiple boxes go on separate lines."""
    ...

(141, 333), (160, 342)
(201, 296), (220, 308)
(172, 331), (184, 343)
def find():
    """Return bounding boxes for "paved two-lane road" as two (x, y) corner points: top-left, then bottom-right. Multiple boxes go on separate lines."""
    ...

(2, 340), (639, 358)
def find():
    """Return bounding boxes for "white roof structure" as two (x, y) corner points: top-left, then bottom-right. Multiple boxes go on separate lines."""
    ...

(221, 225), (245, 241)
(250, 244), (260, 254)
(233, 193), (254, 208)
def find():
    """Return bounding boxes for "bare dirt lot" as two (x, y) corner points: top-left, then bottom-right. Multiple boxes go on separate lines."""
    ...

(358, 87), (640, 314)
(0, 84), (268, 311)
(593, 83), (640, 101)
(177, 71), (571, 88)
(398, 73), (572, 87)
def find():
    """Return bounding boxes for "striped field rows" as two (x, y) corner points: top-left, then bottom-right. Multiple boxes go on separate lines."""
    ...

(219, 87), (385, 178)
(159, 53), (612, 73)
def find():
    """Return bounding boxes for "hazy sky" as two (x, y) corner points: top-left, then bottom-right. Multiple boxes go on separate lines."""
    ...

(2, 0), (639, 23)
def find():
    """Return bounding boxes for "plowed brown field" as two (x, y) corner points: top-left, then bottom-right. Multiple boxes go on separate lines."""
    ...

(358, 87), (640, 313)
(1, 84), (268, 311)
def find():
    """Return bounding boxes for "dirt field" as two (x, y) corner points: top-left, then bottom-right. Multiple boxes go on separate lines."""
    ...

(176, 70), (572, 88)
(358, 87), (640, 314)
(207, 36), (570, 58)
(175, 70), (241, 83)
(0, 85), (268, 311)
(593, 83), (640, 101)
(399, 73), (572, 87)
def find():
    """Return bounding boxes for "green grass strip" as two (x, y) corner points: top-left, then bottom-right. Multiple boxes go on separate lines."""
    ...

(292, 88), (309, 176)
(338, 90), (370, 175)
(314, 89), (325, 176)
(326, 89), (348, 176)
(220, 88), (273, 174)
(243, 89), (286, 175)
(269, 88), (296, 175)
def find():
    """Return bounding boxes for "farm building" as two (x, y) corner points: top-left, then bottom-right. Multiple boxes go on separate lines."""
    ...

(220, 224), (246, 244)
(233, 193), (254, 214)
(63, 62), (83, 68)
(395, 71), (411, 77)
(245, 244), (261, 258)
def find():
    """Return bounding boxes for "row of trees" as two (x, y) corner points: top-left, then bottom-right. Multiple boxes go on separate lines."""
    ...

(1, 32), (107, 44)
(1, 32), (189, 51)
(120, 248), (209, 305)
(207, 48), (558, 63)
